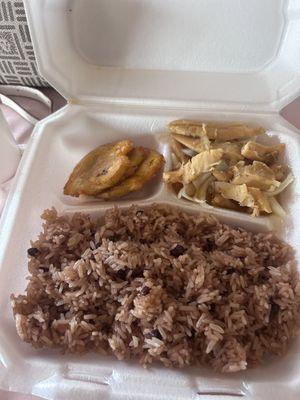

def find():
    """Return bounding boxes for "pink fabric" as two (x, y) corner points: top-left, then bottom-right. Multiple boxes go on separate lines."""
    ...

(0, 89), (66, 215)
(0, 93), (299, 400)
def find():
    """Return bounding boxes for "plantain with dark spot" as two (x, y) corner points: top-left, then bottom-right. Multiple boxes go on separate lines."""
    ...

(64, 140), (134, 197)
(98, 149), (165, 200)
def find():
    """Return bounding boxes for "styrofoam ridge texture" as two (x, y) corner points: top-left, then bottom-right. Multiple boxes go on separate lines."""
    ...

(24, 0), (300, 111)
(0, 104), (300, 399)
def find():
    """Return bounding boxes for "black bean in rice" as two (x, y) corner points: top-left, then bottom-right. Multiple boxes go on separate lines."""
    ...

(11, 204), (300, 372)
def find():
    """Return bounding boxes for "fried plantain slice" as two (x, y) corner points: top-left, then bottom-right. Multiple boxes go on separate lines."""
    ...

(169, 120), (264, 141)
(122, 147), (148, 179)
(64, 140), (134, 197)
(98, 149), (165, 199)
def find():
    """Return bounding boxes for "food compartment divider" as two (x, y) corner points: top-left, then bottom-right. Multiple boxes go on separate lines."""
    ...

(59, 120), (169, 206)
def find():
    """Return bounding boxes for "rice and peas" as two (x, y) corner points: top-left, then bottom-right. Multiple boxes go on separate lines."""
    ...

(11, 204), (300, 373)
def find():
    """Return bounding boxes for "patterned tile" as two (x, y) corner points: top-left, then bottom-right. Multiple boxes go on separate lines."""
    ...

(0, 0), (48, 86)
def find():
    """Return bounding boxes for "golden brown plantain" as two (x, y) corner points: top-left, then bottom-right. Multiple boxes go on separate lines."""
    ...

(98, 149), (165, 199)
(122, 147), (148, 179)
(64, 140), (134, 197)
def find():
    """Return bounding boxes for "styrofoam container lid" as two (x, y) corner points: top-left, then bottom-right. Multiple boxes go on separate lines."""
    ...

(25, 0), (300, 111)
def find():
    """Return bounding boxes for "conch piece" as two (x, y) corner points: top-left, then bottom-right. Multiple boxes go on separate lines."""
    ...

(241, 141), (285, 164)
(211, 194), (243, 211)
(171, 153), (181, 170)
(231, 161), (281, 191)
(168, 120), (265, 141)
(211, 142), (244, 165)
(212, 169), (232, 182)
(182, 149), (223, 184)
(166, 118), (291, 217)
(64, 140), (134, 197)
(163, 167), (184, 184)
(171, 132), (210, 153)
(215, 182), (272, 216)
(272, 163), (288, 181)
(164, 149), (223, 185)
(211, 160), (232, 182)
(248, 187), (272, 216)
(99, 149), (165, 200)
(184, 182), (196, 197)
(170, 137), (189, 163)
(194, 175), (214, 201)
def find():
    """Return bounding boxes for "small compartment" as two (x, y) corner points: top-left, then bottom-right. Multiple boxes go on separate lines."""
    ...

(59, 132), (166, 205)
(164, 121), (299, 232)
(36, 107), (170, 207)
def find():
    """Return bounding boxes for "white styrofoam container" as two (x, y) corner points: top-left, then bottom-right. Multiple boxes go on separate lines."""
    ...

(0, 0), (300, 399)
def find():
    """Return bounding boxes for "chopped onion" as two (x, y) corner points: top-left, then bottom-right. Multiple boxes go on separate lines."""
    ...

(177, 187), (184, 199)
(182, 190), (210, 206)
(186, 182), (196, 197)
(266, 173), (294, 197)
(195, 176), (214, 201)
(178, 186), (214, 209)
(192, 173), (211, 190)
(214, 159), (229, 172)
(182, 148), (197, 157)
(178, 184), (194, 200)
(269, 197), (286, 218)
(171, 152), (180, 169)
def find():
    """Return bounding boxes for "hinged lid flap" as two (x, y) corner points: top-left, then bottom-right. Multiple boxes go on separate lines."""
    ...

(25, 0), (300, 112)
